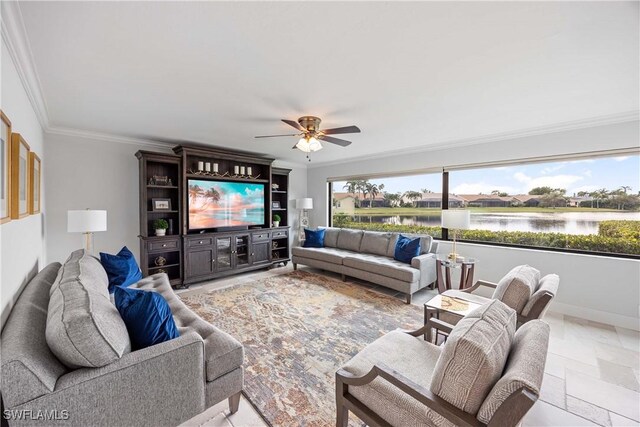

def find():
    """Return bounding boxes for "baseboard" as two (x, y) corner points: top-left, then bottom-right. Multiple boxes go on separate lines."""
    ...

(548, 301), (640, 331)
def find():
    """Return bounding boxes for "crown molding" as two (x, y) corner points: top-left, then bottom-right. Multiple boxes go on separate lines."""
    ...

(308, 110), (640, 169)
(46, 126), (175, 151)
(1, 1), (50, 129)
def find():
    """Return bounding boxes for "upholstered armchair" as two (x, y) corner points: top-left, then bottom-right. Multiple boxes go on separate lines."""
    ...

(441, 265), (559, 327)
(336, 300), (550, 427)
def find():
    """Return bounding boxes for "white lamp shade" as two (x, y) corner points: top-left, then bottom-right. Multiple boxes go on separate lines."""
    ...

(441, 209), (470, 230)
(68, 210), (107, 233)
(296, 198), (313, 210)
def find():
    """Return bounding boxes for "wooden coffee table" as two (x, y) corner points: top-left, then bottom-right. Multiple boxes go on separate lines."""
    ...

(423, 294), (483, 342)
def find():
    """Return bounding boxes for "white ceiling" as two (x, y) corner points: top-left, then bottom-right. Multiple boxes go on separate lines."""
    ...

(17, 1), (640, 165)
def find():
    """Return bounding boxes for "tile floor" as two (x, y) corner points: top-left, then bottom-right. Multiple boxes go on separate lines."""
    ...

(178, 265), (640, 427)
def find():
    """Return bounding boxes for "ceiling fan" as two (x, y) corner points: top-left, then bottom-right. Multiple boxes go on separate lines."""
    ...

(255, 116), (360, 155)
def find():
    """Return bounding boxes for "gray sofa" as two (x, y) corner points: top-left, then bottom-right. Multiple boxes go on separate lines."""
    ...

(1, 250), (244, 427)
(292, 228), (438, 303)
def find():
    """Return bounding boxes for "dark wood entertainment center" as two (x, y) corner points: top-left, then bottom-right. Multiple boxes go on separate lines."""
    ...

(136, 145), (291, 288)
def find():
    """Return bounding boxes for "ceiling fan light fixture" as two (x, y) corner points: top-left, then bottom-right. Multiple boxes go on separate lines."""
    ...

(308, 137), (323, 152)
(296, 137), (312, 153)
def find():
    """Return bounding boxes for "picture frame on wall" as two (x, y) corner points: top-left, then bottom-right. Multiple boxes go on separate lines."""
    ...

(10, 133), (30, 219)
(1, 110), (11, 223)
(29, 152), (41, 214)
(152, 198), (172, 211)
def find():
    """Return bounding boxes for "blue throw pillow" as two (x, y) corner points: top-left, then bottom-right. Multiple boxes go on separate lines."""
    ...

(100, 246), (143, 293)
(114, 286), (180, 350)
(303, 228), (326, 248)
(394, 234), (421, 264)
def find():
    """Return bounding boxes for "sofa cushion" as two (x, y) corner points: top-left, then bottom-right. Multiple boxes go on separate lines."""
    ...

(360, 231), (393, 256)
(99, 246), (143, 293)
(341, 330), (452, 427)
(322, 227), (340, 248)
(492, 265), (540, 313)
(336, 228), (364, 252)
(477, 320), (550, 423)
(46, 249), (131, 369)
(394, 234), (422, 264)
(132, 274), (244, 381)
(1, 263), (67, 408)
(430, 300), (516, 414)
(292, 247), (353, 264)
(303, 228), (325, 248)
(343, 254), (419, 283)
(114, 286), (180, 350)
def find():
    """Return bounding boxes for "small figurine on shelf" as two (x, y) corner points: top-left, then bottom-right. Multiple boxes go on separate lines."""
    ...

(154, 256), (167, 266)
(273, 214), (281, 227)
(149, 177), (155, 185)
(153, 219), (169, 236)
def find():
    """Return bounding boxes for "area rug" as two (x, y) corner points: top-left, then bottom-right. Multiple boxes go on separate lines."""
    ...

(180, 270), (424, 426)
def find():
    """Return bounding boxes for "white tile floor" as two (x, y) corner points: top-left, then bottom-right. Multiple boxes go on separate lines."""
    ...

(178, 265), (640, 427)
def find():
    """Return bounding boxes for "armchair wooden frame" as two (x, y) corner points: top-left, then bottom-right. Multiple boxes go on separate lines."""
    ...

(335, 324), (538, 427)
(458, 280), (555, 325)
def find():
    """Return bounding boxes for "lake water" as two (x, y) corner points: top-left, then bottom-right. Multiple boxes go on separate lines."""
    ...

(351, 211), (640, 235)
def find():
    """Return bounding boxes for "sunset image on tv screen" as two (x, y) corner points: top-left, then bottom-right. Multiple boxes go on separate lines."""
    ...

(188, 180), (265, 229)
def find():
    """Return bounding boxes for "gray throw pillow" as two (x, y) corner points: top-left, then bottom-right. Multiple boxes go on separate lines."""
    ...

(46, 250), (131, 368)
(336, 229), (364, 252)
(430, 300), (516, 414)
(492, 265), (540, 313)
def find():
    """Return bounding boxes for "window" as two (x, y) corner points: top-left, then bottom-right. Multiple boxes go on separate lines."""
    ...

(448, 154), (640, 256)
(328, 153), (639, 257)
(331, 173), (442, 238)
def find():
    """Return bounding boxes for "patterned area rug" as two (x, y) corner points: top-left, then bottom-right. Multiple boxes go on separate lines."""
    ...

(180, 270), (424, 426)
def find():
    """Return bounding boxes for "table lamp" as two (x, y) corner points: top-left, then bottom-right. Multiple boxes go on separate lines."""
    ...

(441, 209), (470, 260)
(68, 209), (107, 254)
(296, 198), (313, 241)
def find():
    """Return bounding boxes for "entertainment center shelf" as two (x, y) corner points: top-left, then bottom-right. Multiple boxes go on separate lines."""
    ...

(136, 145), (291, 288)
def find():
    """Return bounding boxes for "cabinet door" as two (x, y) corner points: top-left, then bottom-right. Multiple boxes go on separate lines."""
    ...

(251, 241), (271, 265)
(186, 247), (215, 278)
(234, 234), (250, 268)
(215, 236), (233, 272)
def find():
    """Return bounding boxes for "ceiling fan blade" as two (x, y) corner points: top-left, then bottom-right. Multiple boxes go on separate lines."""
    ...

(282, 119), (305, 132)
(320, 125), (361, 135)
(254, 133), (301, 139)
(319, 135), (352, 147)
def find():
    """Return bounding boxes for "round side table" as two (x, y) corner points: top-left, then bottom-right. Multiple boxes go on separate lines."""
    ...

(435, 257), (477, 294)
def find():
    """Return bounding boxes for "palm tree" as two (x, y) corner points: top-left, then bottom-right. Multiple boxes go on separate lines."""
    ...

(188, 184), (203, 205)
(620, 186), (632, 194)
(403, 190), (422, 207)
(366, 182), (382, 208)
(421, 188), (432, 194)
(383, 192), (401, 207)
(590, 188), (609, 209)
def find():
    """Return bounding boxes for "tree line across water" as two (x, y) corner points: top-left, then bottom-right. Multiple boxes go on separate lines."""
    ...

(338, 180), (640, 210)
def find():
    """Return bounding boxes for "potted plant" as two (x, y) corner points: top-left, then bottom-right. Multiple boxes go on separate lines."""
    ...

(273, 214), (281, 228)
(153, 219), (169, 236)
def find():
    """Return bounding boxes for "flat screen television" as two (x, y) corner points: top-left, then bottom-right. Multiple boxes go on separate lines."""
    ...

(188, 179), (266, 231)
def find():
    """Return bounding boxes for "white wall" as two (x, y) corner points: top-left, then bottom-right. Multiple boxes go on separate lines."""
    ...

(0, 40), (46, 324)
(44, 133), (172, 263)
(307, 120), (640, 329)
(44, 132), (308, 265)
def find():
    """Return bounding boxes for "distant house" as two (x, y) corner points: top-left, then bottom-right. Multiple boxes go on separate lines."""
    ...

(512, 195), (541, 207)
(414, 193), (465, 208)
(333, 193), (356, 214)
(459, 194), (513, 207)
(568, 196), (592, 207)
(360, 195), (387, 208)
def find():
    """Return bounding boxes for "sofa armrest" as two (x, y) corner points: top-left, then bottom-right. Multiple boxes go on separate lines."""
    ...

(19, 333), (206, 426)
(411, 253), (437, 287)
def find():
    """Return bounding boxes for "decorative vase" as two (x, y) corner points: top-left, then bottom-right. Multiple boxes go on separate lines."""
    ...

(273, 221), (280, 227)
(155, 229), (166, 236)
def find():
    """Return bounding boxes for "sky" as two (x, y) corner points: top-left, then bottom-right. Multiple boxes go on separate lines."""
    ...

(334, 155), (640, 196)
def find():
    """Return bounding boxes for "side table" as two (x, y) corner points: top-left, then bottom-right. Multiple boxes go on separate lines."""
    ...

(423, 294), (483, 343)
(435, 257), (477, 294)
